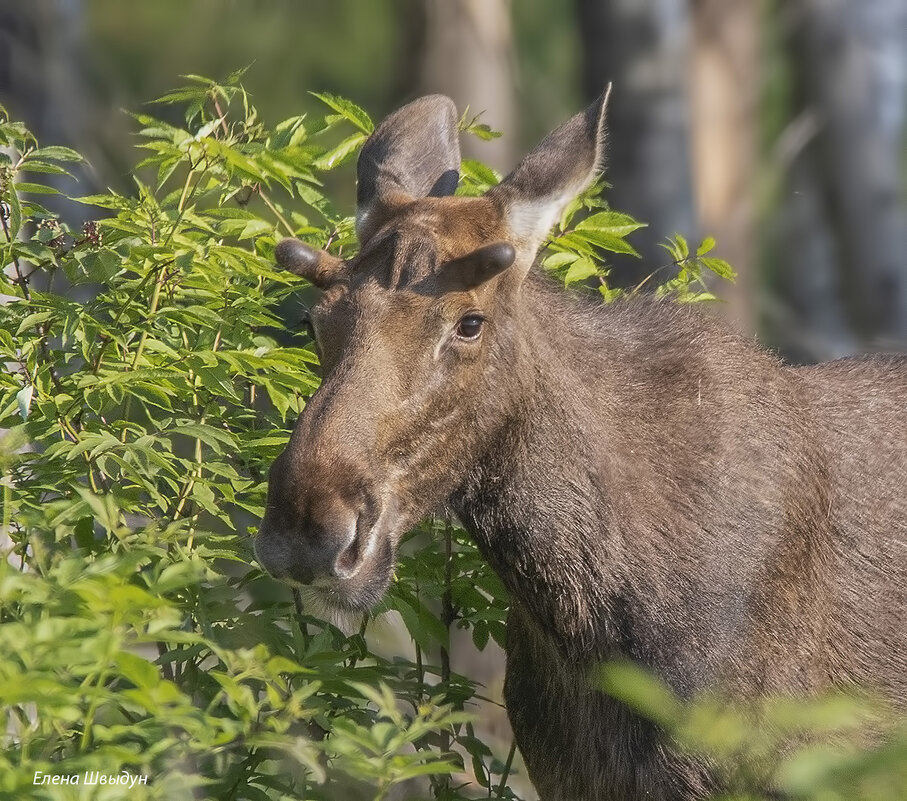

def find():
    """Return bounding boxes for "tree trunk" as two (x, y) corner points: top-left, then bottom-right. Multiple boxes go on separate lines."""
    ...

(420, 0), (516, 171)
(767, 110), (858, 361)
(575, 0), (697, 285)
(690, 0), (759, 334)
(779, 0), (907, 353)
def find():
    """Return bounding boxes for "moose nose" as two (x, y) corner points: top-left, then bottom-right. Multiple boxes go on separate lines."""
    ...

(325, 505), (367, 580)
(255, 499), (372, 584)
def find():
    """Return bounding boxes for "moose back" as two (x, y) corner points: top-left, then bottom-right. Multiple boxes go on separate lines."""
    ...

(254, 90), (907, 800)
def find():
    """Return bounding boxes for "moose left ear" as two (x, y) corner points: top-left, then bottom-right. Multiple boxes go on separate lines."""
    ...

(486, 84), (611, 270)
(274, 238), (346, 289)
(356, 95), (461, 244)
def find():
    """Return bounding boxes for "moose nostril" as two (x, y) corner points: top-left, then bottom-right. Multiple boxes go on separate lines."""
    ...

(333, 531), (363, 579)
(325, 497), (380, 580)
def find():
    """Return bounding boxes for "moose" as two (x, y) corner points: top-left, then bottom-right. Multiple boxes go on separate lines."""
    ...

(254, 90), (907, 800)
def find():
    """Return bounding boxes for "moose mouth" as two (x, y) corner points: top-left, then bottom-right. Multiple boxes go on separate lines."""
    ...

(306, 532), (397, 613)
(254, 515), (399, 614)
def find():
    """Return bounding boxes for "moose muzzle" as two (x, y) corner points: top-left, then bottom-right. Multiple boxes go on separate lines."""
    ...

(254, 448), (386, 588)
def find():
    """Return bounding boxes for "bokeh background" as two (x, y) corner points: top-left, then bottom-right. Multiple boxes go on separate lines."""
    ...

(2, 0), (907, 361)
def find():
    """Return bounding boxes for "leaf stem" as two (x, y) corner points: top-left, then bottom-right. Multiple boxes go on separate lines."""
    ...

(120, 262), (167, 442)
(258, 187), (295, 237)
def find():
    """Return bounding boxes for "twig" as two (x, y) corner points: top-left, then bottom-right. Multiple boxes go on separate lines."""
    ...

(258, 186), (295, 237)
(90, 264), (165, 375)
(293, 589), (310, 647)
(119, 261), (168, 443)
(1, 209), (30, 301)
(211, 95), (231, 139)
(495, 739), (517, 798)
(438, 519), (456, 785)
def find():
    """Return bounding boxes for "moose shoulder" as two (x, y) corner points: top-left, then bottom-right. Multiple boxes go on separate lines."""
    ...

(254, 90), (907, 800)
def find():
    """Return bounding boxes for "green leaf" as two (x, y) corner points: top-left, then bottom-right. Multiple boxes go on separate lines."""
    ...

(459, 159), (500, 190)
(72, 193), (129, 210)
(171, 423), (237, 453)
(389, 595), (434, 654)
(696, 236), (716, 256)
(4, 181), (22, 240)
(313, 132), (367, 170)
(393, 760), (459, 780)
(671, 233), (689, 260)
(10, 182), (61, 196)
(270, 115), (309, 150)
(311, 92), (373, 134)
(16, 311), (55, 335)
(18, 160), (72, 176)
(16, 384), (33, 420)
(573, 228), (640, 257)
(154, 561), (202, 594)
(115, 651), (161, 689)
(597, 662), (682, 727)
(699, 256), (736, 281)
(458, 110), (502, 141)
(543, 251), (579, 271)
(27, 145), (85, 163)
(78, 248), (122, 281)
(463, 123), (501, 141)
(564, 257), (598, 285)
(471, 621), (489, 651)
(575, 210), (647, 238)
(73, 516), (96, 551)
(599, 284), (624, 303)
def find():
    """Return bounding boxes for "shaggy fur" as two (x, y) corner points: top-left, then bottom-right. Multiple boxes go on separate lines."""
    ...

(454, 274), (907, 799)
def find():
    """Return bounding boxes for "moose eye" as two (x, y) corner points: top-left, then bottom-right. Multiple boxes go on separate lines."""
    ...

(455, 314), (484, 341)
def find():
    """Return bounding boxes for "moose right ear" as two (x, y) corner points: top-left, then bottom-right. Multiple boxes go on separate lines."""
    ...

(356, 95), (461, 244)
(274, 238), (345, 289)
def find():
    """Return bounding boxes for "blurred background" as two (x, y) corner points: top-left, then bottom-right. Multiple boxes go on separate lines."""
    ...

(2, 0), (906, 361)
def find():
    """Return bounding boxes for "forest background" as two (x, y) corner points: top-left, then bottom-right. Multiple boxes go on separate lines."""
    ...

(3, 0), (906, 358)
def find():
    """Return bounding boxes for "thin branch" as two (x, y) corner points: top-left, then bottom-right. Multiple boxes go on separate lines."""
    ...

(495, 739), (518, 798)
(1, 210), (31, 301)
(258, 187), (295, 238)
(438, 519), (457, 786)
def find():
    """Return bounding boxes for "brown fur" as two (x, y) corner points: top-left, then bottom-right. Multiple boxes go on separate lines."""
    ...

(255, 93), (907, 800)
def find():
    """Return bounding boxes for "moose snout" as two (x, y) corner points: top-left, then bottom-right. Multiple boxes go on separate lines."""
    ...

(255, 494), (378, 585)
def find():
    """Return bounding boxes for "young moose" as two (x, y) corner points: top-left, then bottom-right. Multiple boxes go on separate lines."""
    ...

(255, 92), (907, 800)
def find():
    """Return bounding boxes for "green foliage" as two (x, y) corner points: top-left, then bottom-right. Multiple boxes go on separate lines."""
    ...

(599, 663), (907, 800)
(0, 74), (512, 800)
(536, 183), (734, 303)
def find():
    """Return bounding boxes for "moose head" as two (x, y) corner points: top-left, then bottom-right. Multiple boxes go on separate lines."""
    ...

(254, 89), (610, 611)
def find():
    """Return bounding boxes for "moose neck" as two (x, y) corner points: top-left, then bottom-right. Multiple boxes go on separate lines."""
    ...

(451, 273), (632, 660)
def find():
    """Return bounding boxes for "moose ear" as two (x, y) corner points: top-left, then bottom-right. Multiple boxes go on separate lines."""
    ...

(487, 85), (611, 268)
(275, 238), (345, 289)
(356, 95), (461, 244)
